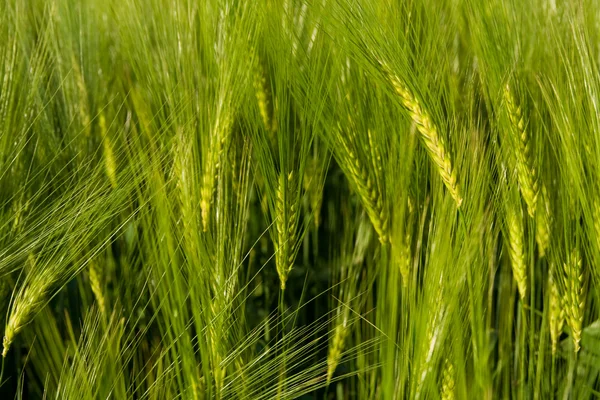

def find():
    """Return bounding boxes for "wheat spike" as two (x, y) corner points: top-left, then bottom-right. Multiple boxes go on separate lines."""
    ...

(303, 157), (324, 228)
(99, 110), (118, 189)
(380, 64), (462, 207)
(71, 54), (91, 138)
(397, 197), (415, 286)
(506, 205), (527, 299)
(593, 198), (600, 254)
(3, 277), (51, 357)
(275, 171), (299, 289)
(337, 126), (389, 242)
(503, 84), (538, 218)
(441, 359), (456, 400)
(326, 318), (348, 384)
(535, 184), (551, 257)
(253, 60), (275, 133)
(563, 248), (585, 352)
(88, 260), (106, 317)
(548, 269), (564, 355)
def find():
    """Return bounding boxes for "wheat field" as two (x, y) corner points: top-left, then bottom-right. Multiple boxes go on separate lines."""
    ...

(1, 0), (600, 398)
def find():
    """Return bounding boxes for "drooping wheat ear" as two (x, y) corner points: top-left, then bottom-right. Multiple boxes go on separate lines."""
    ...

(336, 126), (389, 242)
(535, 184), (551, 257)
(563, 248), (585, 352)
(548, 268), (564, 355)
(3, 274), (52, 357)
(379, 63), (462, 207)
(440, 359), (456, 400)
(88, 260), (106, 317)
(99, 110), (117, 189)
(503, 84), (538, 218)
(506, 205), (527, 299)
(327, 316), (348, 384)
(201, 115), (232, 231)
(275, 171), (299, 289)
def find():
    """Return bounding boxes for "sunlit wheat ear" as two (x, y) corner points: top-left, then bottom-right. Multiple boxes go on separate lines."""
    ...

(379, 63), (462, 207)
(535, 184), (551, 257)
(563, 248), (585, 353)
(336, 125), (388, 243)
(440, 359), (456, 400)
(503, 84), (538, 218)
(275, 171), (299, 290)
(326, 317), (348, 384)
(88, 260), (106, 317)
(3, 276), (51, 358)
(99, 110), (117, 189)
(548, 268), (564, 355)
(506, 205), (527, 299)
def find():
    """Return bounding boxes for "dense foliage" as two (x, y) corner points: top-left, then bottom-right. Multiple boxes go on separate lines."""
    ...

(1, 0), (600, 398)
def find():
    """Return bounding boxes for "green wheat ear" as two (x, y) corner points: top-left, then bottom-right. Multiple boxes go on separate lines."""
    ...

(548, 269), (564, 355)
(506, 204), (527, 300)
(441, 359), (456, 400)
(379, 61), (462, 208)
(503, 84), (538, 218)
(563, 248), (585, 353)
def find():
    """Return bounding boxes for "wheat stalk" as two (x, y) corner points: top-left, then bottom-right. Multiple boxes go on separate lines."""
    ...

(503, 84), (538, 218)
(379, 62), (462, 207)
(563, 248), (585, 352)
(506, 205), (527, 299)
